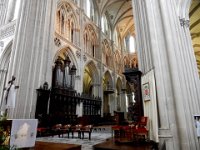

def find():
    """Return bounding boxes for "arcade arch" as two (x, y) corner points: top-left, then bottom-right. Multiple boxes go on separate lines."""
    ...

(56, 1), (79, 45)
(0, 41), (12, 106)
(102, 71), (113, 116)
(52, 47), (77, 89)
(83, 61), (99, 96)
(189, 0), (200, 76)
(83, 24), (98, 58)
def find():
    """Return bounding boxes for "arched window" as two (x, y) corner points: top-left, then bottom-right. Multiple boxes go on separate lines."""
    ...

(101, 17), (105, 33)
(84, 0), (94, 20)
(82, 0), (98, 24)
(61, 14), (64, 34)
(101, 15), (108, 33)
(124, 34), (136, 53)
(13, 0), (21, 20)
(56, 2), (79, 45)
(129, 36), (136, 53)
(71, 22), (74, 42)
(86, 0), (91, 18)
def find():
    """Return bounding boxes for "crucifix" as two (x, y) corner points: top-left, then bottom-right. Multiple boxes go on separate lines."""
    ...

(1, 76), (19, 117)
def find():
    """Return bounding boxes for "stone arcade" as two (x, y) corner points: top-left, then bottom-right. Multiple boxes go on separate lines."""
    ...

(0, 0), (200, 149)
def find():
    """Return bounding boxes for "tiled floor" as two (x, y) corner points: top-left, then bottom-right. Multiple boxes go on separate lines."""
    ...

(36, 126), (112, 150)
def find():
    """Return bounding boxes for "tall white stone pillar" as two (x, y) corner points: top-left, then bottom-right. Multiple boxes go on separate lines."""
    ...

(7, 0), (56, 119)
(120, 90), (127, 119)
(5, 0), (16, 23)
(132, 0), (200, 149)
(0, 0), (9, 26)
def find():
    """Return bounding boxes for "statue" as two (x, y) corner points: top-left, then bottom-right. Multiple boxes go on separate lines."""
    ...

(0, 76), (19, 117)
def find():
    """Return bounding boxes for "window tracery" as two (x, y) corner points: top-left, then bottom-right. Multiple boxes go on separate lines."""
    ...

(84, 24), (97, 58)
(114, 51), (123, 74)
(56, 3), (79, 45)
(102, 40), (113, 68)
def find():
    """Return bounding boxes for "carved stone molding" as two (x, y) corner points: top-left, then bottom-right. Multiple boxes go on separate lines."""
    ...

(184, 20), (190, 28)
(97, 62), (101, 69)
(0, 21), (16, 40)
(54, 37), (61, 47)
(0, 41), (4, 47)
(83, 54), (87, 61)
(179, 18), (190, 28)
(180, 18), (185, 26)
(76, 50), (81, 58)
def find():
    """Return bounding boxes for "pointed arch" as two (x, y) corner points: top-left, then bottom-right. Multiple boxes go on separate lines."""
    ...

(103, 70), (113, 91)
(53, 46), (78, 68)
(83, 60), (99, 95)
(0, 40), (12, 105)
(83, 24), (98, 58)
(52, 46), (78, 88)
(102, 39), (112, 67)
(56, 1), (79, 44)
(116, 77), (122, 93)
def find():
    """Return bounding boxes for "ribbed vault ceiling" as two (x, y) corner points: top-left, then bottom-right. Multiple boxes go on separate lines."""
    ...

(96, 0), (134, 38)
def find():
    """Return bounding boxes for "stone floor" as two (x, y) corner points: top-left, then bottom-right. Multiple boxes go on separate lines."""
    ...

(36, 126), (112, 150)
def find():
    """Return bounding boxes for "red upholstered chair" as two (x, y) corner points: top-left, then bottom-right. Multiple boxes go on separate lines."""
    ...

(51, 124), (62, 137)
(61, 124), (71, 138)
(133, 116), (148, 140)
(81, 125), (93, 140)
(111, 125), (121, 138)
(37, 127), (48, 137)
(71, 124), (82, 139)
(122, 123), (136, 141)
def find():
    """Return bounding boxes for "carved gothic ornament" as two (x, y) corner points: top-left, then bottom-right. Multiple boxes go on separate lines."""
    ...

(54, 37), (61, 47)
(97, 62), (101, 69)
(76, 50), (81, 58)
(179, 18), (190, 28)
(83, 54), (87, 61)
(0, 41), (4, 47)
(0, 21), (16, 40)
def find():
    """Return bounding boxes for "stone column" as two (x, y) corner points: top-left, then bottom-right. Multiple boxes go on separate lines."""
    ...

(120, 90), (127, 119)
(0, 0), (9, 26)
(132, 0), (200, 149)
(92, 83), (100, 97)
(5, 0), (17, 23)
(7, 0), (56, 119)
(78, 7), (84, 94)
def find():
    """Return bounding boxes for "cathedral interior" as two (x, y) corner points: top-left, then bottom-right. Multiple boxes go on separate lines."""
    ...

(0, 0), (200, 149)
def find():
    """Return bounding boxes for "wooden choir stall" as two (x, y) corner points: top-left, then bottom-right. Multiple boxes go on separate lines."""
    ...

(35, 56), (102, 133)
